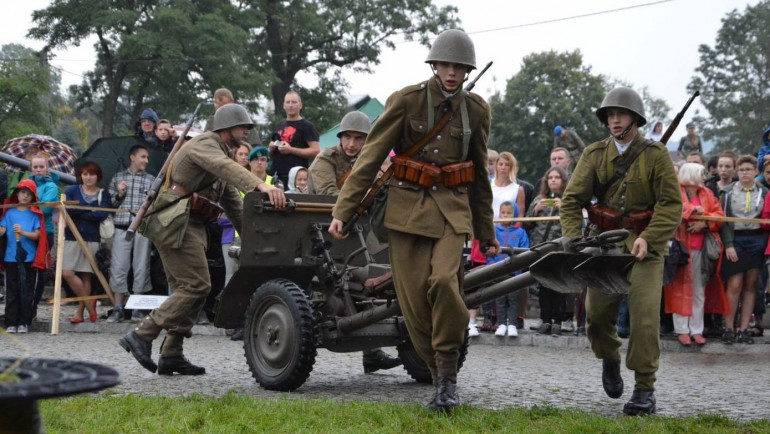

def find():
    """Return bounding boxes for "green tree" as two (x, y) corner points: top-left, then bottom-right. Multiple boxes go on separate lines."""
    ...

(0, 44), (52, 140)
(241, 0), (459, 125)
(489, 50), (607, 181)
(29, 0), (459, 137)
(30, 0), (257, 136)
(688, 1), (770, 154)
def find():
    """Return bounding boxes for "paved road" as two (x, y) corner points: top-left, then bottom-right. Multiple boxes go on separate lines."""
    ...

(4, 332), (768, 421)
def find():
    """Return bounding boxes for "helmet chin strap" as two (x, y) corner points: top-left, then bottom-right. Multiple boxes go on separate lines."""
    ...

(610, 119), (636, 141)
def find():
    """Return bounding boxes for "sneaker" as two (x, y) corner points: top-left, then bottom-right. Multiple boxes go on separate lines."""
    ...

(551, 324), (561, 336)
(507, 325), (518, 337)
(131, 309), (145, 322)
(722, 328), (735, 344)
(576, 326), (586, 336)
(468, 324), (480, 337)
(480, 318), (494, 332)
(561, 319), (574, 332)
(494, 324), (507, 336)
(106, 308), (124, 323)
(6, 326), (17, 333)
(17, 325), (28, 334)
(537, 323), (551, 334)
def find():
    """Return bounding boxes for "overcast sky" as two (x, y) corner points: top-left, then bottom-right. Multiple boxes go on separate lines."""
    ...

(3, 0), (760, 132)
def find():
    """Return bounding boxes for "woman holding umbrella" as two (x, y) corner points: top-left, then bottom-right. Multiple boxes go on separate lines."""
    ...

(63, 162), (112, 323)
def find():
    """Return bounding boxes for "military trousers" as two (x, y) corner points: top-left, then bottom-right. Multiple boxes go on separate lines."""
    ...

(135, 220), (210, 357)
(388, 222), (468, 382)
(586, 250), (663, 391)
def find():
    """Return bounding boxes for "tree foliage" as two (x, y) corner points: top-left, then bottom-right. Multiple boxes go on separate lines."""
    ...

(688, 0), (770, 154)
(0, 44), (52, 140)
(489, 50), (607, 181)
(29, 0), (458, 138)
(490, 50), (673, 181)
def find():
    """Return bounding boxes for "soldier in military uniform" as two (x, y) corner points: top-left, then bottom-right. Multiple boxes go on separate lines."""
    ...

(119, 104), (286, 375)
(307, 111), (403, 373)
(329, 29), (499, 412)
(560, 87), (682, 415)
(308, 111), (370, 195)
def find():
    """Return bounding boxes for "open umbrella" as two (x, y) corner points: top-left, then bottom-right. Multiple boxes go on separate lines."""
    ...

(2, 135), (77, 176)
(77, 137), (170, 189)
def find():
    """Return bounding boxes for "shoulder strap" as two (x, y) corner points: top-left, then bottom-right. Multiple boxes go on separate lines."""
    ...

(460, 98), (471, 160)
(596, 139), (654, 201)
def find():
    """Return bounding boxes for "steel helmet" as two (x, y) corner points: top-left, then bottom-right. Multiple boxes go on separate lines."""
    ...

(425, 29), (476, 70)
(595, 87), (647, 127)
(212, 104), (255, 131)
(337, 111), (371, 137)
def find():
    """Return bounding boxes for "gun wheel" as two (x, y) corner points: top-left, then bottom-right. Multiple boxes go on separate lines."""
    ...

(243, 278), (317, 391)
(397, 329), (469, 384)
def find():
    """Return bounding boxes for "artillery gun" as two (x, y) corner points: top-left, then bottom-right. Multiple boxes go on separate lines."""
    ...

(215, 192), (635, 391)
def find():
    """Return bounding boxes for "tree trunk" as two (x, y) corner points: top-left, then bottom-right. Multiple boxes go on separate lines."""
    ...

(271, 81), (291, 117)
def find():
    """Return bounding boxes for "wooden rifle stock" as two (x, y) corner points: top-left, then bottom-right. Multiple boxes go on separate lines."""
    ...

(125, 103), (203, 241)
(341, 61), (493, 235)
(660, 90), (700, 145)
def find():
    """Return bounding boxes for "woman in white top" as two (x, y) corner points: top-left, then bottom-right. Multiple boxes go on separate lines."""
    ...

(491, 152), (526, 218)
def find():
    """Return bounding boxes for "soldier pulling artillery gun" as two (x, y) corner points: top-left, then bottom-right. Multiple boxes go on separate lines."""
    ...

(215, 192), (635, 392)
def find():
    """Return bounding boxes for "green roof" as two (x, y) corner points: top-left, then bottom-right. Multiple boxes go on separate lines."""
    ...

(319, 96), (385, 150)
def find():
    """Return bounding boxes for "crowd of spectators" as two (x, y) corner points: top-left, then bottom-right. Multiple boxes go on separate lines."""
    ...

(2, 90), (769, 349)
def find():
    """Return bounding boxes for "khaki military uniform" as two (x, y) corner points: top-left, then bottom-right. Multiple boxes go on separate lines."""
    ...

(135, 131), (262, 357)
(560, 134), (682, 390)
(334, 77), (494, 381)
(308, 145), (356, 195)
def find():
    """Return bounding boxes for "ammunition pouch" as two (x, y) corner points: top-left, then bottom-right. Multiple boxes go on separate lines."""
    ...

(587, 204), (653, 233)
(190, 193), (224, 222)
(391, 155), (474, 188)
(442, 161), (475, 187)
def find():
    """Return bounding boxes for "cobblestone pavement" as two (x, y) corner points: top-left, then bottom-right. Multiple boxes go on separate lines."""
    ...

(3, 330), (769, 421)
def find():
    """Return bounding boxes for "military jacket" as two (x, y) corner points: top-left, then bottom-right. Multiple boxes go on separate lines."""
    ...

(333, 77), (494, 241)
(308, 145), (356, 195)
(560, 134), (682, 254)
(168, 131), (261, 233)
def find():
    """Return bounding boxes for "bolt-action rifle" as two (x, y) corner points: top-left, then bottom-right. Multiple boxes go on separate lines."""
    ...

(660, 90), (700, 145)
(125, 103), (202, 240)
(341, 61), (493, 235)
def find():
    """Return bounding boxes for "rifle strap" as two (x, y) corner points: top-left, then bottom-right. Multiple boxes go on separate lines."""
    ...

(596, 139), (654, 202)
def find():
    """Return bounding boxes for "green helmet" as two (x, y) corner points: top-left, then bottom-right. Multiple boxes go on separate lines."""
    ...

(425, 29), (476, 70)
(595, 87), (647, 127)
(212, 104), (255, 131)
(337, 111), (371, 137)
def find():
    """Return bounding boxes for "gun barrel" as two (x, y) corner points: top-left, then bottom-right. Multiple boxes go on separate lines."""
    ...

(0, 152), (77, 184)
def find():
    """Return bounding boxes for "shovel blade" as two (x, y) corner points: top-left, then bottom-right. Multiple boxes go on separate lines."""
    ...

(573, 254), (636, 295)
(529, 252), (593, 294)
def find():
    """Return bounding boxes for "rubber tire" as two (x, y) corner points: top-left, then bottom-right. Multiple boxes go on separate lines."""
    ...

(397, 329), (469, 384)
(243, 278), (317, 391)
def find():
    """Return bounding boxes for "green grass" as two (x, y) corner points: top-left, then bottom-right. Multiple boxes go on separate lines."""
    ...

(39, 392), (768, 434)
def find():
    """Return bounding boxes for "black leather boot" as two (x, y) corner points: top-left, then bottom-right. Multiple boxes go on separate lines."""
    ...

(119, 331), (157, 373)
(157, 356), (206, 376)
(623, 389), (656, 415)
(362, 349), (402, 373)
(602, 359), (624, 399)
(428, 377), (459, 413)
